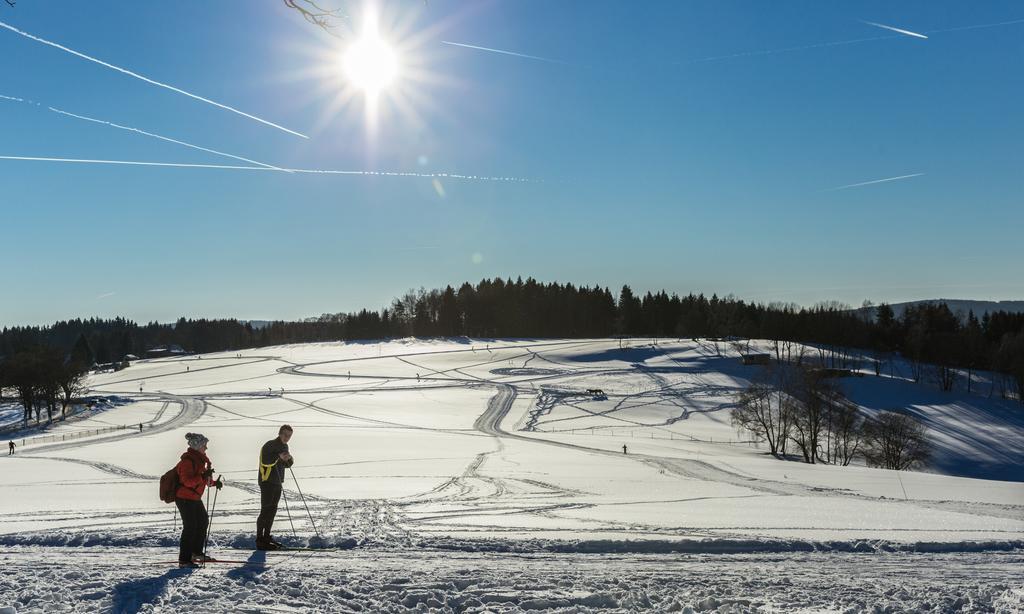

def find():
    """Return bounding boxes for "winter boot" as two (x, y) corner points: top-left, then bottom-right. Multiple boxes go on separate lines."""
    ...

(256, 537), (279, 551)
(192, 553), (217, 564)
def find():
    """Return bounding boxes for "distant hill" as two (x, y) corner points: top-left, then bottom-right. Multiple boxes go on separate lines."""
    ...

(873, 299), (1024, 320)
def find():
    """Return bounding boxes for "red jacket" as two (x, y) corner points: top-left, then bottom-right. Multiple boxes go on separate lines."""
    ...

(175, 448), (214, 501)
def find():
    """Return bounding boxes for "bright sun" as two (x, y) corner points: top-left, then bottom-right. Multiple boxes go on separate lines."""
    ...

(309, 5), (429, 133)
(343, 33), (398, 94)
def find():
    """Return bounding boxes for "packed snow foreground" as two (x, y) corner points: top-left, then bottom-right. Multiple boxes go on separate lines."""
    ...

(1, 338), (1021, 612)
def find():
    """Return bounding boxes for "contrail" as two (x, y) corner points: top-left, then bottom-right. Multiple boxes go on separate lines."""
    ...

(0, 155), (537, 182)
(0, 20), (308, 139)
(441, 40), (570, 65)
(1, 93), (285, 170)
(926, 17), (1024, 35)
(679, 35), (897, 64)
(825, 173), (925, 191)
(679, 16), (1024, 65)
(861, 20), (928, 39)
(47, 106), (289, 172)
(0, 156), (273, 171)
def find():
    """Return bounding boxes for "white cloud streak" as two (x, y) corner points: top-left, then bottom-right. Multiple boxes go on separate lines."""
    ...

(0, 20), (308, 139)
(926, 17), (1024, 35)
(679, 16), (1024, 65)
(825, 173), (925, 191)
(441, 41), (570, 65)
(861, 20), (928, 40)
(0, 155), (537, 183)
(47, 106), (289, 172)
(679, 35), (897, 64)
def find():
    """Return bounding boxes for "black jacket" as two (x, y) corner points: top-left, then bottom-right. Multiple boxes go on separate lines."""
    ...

(258, 437), (294, 485)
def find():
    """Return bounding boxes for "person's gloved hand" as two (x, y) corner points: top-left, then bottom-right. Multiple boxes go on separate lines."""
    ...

(202, 468), (214, 480)
(214, 477), (224, 490)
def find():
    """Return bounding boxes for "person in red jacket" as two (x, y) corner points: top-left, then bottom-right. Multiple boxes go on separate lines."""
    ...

(175, 432), (222, 568)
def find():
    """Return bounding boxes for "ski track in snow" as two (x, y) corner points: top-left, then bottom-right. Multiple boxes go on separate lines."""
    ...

(0, 547), (1020, 613)
(2, 339), (1022, 611)
(15, 395), (205, 455)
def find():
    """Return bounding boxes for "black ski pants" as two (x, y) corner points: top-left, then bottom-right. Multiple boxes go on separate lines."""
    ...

(257, 482), (283, 539)
(175, 498), (209, 564)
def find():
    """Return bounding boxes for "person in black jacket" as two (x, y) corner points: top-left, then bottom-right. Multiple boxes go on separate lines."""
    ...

(256, 424), (294, 550)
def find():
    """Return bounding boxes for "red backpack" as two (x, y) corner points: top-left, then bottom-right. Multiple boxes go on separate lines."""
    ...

(159, 457), (200, 503)
(159, 467), (180, 503)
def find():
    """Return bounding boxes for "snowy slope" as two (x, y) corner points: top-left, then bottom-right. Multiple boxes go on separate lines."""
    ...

(0, 338), (1021, 612)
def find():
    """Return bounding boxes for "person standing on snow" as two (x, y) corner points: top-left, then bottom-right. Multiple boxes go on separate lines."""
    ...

(256, 424), (294, 550)
(8, 440), (14, 455)
(175, 432), (222, 567)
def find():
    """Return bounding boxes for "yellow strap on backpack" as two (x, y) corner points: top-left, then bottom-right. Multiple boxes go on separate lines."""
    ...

(258, 452), (278, 482)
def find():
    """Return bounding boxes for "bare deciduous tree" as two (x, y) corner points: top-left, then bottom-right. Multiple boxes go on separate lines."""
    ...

(283, 0), (348, 35)
(57, 359), (89, 419)
(863, 411), (932, 471)
(788, 369), (831, 464)
(994, 333), (1024, 404)
(824, 398), (864, 466)
(3, 349), (43, 424)
(732, 366), (793, 458)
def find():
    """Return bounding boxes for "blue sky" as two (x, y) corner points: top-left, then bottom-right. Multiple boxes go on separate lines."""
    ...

(1, 1), (1022, 326)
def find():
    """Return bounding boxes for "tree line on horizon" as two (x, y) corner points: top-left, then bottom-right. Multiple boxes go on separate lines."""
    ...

(2, 277), (1023, 406)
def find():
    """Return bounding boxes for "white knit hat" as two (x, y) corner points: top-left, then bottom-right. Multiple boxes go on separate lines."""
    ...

(185, 432), (209, 450)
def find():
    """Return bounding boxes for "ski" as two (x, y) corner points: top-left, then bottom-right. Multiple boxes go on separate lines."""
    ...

(155, 560), (272, 567)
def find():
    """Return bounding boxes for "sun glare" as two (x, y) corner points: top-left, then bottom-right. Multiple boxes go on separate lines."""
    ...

(295, 2), (439, 137)
(343, 32), (399, 94)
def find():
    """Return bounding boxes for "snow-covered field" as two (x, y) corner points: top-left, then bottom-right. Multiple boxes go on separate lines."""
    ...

(1, 338), (1021, 612)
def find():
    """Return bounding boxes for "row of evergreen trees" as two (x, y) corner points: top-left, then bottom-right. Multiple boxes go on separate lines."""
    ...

(1, 277), (1022, 401)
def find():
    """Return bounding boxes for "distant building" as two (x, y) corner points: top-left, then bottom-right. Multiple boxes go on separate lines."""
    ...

(740, 353), (771, 366)
(811, 367), (861, 379)
(145, 345), (187, 359)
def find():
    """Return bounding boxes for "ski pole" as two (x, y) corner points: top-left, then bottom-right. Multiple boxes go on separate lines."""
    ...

(202, 476), (220, 565)
(289, 467), (321, 540)
(282, 487), (297, 536)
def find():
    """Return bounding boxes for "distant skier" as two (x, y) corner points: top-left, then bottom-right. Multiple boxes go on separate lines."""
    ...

(139, 423), (143, 432)
(8, 441), (14, 455)
(622, 444), (628, 455)
(256, 425), (294, 550)
(174, 433), (222, 568)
